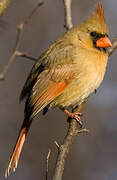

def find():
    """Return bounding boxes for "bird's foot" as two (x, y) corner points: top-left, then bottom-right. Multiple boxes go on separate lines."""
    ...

(61, 108), (83, 127)
(68, 111), (83, 127)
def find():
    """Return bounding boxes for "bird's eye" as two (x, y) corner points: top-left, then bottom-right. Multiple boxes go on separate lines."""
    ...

(90, 32), (97, 37)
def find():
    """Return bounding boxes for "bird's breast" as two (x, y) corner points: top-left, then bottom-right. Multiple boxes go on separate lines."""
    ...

(50, 49), (108, 108)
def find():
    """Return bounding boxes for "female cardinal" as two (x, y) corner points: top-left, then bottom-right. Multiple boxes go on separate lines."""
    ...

(5, 3), (112, 177)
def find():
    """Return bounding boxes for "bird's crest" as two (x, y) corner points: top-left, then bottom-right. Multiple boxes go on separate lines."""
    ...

(78, 2), (108, 35)
(96, 2), (104, 18)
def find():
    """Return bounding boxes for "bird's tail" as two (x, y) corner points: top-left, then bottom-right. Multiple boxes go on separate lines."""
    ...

(5, 117), (32, 178)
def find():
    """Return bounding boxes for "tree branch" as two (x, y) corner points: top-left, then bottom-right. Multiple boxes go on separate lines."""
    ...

(15, 51), (38, 62)
(53, 101), (88, 180)
(108, 37), (117, 56)
(0, 0), (45, 80)
(63, 0), (73, 30)
(46, 149), (51, 180)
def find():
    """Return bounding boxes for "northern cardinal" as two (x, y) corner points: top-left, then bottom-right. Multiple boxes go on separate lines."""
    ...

(5, 3), (112, 177)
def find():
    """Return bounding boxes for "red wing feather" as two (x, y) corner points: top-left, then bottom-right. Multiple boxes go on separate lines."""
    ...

(28, 63), (75, 118)
(31, 80), (71, 118)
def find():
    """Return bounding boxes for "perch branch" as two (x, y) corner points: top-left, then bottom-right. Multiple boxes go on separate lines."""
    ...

(53, 101), (88, 180)
(0, 0), (45, 80)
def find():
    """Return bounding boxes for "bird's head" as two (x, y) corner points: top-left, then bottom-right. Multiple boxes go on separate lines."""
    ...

(73, 2), (112, 52)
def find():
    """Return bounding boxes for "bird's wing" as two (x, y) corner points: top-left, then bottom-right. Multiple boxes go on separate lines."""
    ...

(20, 37), (76, 101)
(20, 37), (79, 118)
(20, 61), (42, 101)
(25, 62), (76, 118)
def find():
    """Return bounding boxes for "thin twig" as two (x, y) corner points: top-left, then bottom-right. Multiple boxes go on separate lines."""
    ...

(0, 52), (16, 80)
(14, 0), (46, 50)
(108, 37), (117, 56)
(0, 51), (38, 80)
(24, 0), (46, 25)
(63, 0), (73, 30)
(77, 128), (89, 134)
(14, 24), (24, 51)
(54, 141), (60, 150)
(0, 0), (45, 80)
(46, 149), (51, 180)
(16, 51), (38, 62)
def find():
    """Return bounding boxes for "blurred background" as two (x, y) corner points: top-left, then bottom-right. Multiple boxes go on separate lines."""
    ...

(0, 0), (117, 179)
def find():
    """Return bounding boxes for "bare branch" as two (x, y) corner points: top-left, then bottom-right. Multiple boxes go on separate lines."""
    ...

(14, 24), (24, 51)
(54, 141), (60, 150)
(46, 149), (51, 180)
(108, 37), (117, 56)
(15, 51), (38, 62)
(0, 0), (45, 80)
(24, 0), (46, 25)
(53, 101), (87, 180)
(63, 0), (73, 30)
(77, 128), (89, 134)
(0, 52), (16, 80)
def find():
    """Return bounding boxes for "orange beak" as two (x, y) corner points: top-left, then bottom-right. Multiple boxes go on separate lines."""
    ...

(96, 36), (112, 48)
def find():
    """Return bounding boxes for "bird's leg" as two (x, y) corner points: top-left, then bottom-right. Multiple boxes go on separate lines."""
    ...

(61, 108), (83, 126)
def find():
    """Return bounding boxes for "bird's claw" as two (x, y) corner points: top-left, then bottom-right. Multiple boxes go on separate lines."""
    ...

(70, 112), (83, 127)
(61, 108), (83, 127)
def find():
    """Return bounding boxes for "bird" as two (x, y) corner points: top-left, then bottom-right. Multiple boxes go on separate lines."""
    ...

(5, 2), (112, 177)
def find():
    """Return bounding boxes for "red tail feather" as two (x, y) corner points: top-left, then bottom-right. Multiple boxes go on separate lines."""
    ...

(5, 118), (32, 178)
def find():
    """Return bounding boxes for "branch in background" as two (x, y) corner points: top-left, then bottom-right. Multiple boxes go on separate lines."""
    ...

(0, 0), (11, 17)
(108, 37), (117, 56)
(46, 149), (51, 180)
(16, 51), (38, 62)
(0, 51), (38, 79)
(0, 0), (45, 80)
(63, 0), (73, 29)
(0, 0), (11, 80)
